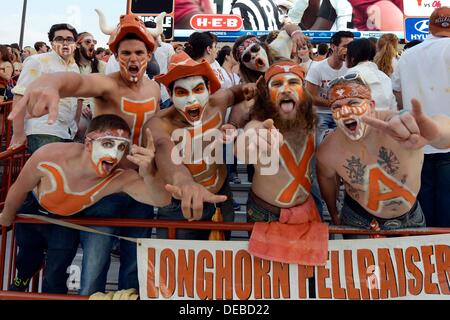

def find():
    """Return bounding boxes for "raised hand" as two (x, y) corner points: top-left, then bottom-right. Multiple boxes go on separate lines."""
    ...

(127, 128), (156, 176)
(8, 86), (61, 124)
(363, 99), (440, 149)
(165, 183), (227, 221)
(242, 82), (258, 101)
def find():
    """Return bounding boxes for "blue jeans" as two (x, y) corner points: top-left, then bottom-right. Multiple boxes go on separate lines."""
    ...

(418, 152), (450, 227)
(79, 193), (154, 295)
(316, 113), (336, 145)
(156, 181), (235, 240)
(14, 194), (79, 294)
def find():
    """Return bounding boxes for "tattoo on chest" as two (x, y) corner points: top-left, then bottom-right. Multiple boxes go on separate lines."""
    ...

(377, 147), (400, 175)
(343, 156), (367, 185)
(346, 184), (360, 200)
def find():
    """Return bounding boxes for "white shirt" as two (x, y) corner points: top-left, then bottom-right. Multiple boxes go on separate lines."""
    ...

(347, 61), (397, 111)
(391, 35), (450, 154)
(13, 51), (80, 139)
(306, 58), (348, 114)
(78, 60), (107, 113)
(221, 68), (240, 90)
(210, 60), (226, 89)
(154, 42), (175, 102)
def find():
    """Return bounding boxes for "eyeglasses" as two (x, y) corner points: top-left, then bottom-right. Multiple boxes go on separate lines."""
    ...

(327, 72), (366, 89)
(53, 37), (76, 44)
(83, 39), (97, 45)
(242, 43), (261, 63)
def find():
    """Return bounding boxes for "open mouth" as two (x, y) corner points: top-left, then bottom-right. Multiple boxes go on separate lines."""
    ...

(185, 105), (202, 122)
(255, 57), (266, 69)
(279, 99), (295, 113)
(344, 119), (358, 132)
(128, 65), (140, 76)
(101, 159), (116, 174)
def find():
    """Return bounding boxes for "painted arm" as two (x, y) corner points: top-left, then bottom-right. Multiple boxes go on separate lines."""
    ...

(363, 99), (450, 150)
(316, 144), (340, 225)
(209, 83), (257, 112)
(0, 150), (43, 226)
(306, 81), (331, 108)
(9, 95), (27, 150)
(145, 117), (226, 221)
(8, 72), (116, 124)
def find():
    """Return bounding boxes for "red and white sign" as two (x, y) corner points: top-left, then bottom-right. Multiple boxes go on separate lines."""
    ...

(404, 0), (450, 17)
(190, 14), (243, 31)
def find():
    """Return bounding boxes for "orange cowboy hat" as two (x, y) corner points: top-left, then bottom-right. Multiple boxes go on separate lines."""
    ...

(155, 51), (221, 94)
(96, 9), (165, 54)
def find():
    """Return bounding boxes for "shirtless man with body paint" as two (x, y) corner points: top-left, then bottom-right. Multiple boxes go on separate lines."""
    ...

(147, 51), (257, 239)
(316, 76), (448, 231)
(6, 13), (171, 295)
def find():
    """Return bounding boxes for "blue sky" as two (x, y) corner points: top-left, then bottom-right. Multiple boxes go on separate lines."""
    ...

(2, 0), (128, 48)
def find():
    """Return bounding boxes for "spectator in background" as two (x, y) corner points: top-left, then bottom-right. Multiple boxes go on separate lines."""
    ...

(95, 47), (105, 61)
(102, 49), (112, 62)
(0, 45), (11, 63)
(391, 6), (450, 228)
(374, 33), (399, 78)
(346, 38), (397, 111)
(154, 34), (175, 108)
(74, 32), (106, 142)
(295, 41), (314, 75)
(173, 43), (184, 53)
(11, 48), (22, 64)
(22, 46), (37, 61)
(0, 60), (14, 102)
(34, 41), (48, 54)
(184, 31), (225, 87)
(367, 37), (378, 61)
(314, 42), (329, 61)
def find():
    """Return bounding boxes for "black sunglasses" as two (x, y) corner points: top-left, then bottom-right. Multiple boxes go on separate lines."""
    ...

(242, 43), (261, 63)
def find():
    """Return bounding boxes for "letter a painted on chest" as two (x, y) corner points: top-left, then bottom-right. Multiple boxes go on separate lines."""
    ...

(277, 134), (315, 205)
(367, 167), (416, 212)
(121, 98), (156, 145)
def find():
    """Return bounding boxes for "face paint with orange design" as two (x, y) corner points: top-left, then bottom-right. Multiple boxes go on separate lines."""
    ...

(172, 76), (209, 125)
(331, 98), (370, 141)
(117, 40), (149, 83)
(268, 73), (304, 119)
(52, 42), (76, 59)
(86, 130), (131, 178)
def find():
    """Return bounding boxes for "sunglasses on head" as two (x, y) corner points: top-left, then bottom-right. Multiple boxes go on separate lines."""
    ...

(328, 72), (366, 89)
(242, 43), (261, 63)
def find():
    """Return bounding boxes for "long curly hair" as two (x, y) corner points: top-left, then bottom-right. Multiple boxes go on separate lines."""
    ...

(374, 34), (399, 77)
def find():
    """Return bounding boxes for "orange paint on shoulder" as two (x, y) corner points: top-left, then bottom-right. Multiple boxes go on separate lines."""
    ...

(38, 162), (122, 216)
(276, 134), (315, 205)
(367, 167), (416, 212)
(121, 97), (157, 145)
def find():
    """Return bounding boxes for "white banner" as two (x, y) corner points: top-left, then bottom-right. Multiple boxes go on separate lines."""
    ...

(403, 0), (450, 17)
(138, 234), (450, 300)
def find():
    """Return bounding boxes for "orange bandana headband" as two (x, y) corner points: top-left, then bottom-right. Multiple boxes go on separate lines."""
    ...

(264, 61), (305, 82)
(328, 82), (371, 104)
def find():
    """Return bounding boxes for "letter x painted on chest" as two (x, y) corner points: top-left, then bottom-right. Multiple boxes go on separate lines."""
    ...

(276, 134), (315, 205)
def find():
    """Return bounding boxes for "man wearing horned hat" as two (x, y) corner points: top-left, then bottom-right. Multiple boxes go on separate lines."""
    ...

(7, 11), (170, 295)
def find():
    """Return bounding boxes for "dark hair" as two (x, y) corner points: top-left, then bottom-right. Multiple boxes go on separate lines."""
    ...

(404, 40), (422, 50)
(346, 38), (376, 68)
(74, 32), (100, 73)
(117, 33), (152, 53)
(217, 46), (232, 66)
(95, 47), (105, 55)
(184, 32), (218, 60)
(34, 41), (47, 52)
(317, 43), (329, 55)
(330, 31), (354, 46)
(0, 45), (11, 62)
(11, 43), (20, 51)
(86, 114), (131, 135)
(48, 23), (78, 43)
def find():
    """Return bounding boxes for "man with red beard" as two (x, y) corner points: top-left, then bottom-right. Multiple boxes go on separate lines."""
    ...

(316, 76), (435, 234)
(7, 13), (166, 295)
(147, 51), (257, 240)
(74, 32), (106, 141)
(232, 61), (328, 264)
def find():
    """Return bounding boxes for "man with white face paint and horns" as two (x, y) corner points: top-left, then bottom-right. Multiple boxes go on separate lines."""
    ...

(315, 75), (448, 235)
(147, 51), (258, 240)
(7, 11), (170, 295)
(0, 115), (170, 293)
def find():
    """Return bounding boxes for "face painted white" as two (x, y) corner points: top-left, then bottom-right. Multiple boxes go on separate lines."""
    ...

(268, 73), (303, 114)
(332, 101), (370, 141)
(242, 43), (269, 72)
(90, 136), (130, 177)
(172, 76), (209, 125)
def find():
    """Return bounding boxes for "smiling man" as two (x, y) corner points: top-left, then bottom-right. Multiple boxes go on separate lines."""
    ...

(316, 76), (429, 232)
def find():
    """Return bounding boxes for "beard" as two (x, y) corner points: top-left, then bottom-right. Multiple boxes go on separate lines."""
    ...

(81, 46), (94, 60)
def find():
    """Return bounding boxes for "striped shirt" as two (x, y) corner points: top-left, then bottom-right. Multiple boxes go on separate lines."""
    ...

(230, 0), (282, 31)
